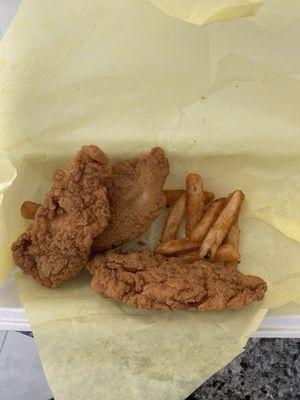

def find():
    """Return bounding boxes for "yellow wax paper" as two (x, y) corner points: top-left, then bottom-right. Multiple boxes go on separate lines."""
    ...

(149, 0), (263, 25)
(1, 0), (300, 398)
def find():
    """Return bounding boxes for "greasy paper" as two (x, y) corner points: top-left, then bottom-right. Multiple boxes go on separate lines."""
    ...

(1, 0), (300, 399)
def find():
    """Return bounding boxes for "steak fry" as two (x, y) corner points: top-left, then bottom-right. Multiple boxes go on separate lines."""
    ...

(191, 198), (226, 242)
(156, 239), (240, 262)
(213, 244), (240, 263)
(164, 189), (214, 207)
(155, 238), (201, 256)
(185, 173), (204, 237)
(224, 221), (241, 269)
(199, 190), (245, 260)
(160, 193), (186, 243)
(89, 251), (267, 311)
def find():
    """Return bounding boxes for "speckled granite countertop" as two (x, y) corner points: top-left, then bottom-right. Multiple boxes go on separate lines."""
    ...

(6, 334), (299, 399)
(187, 338), (300, 400)
(44, 338), (299, 400)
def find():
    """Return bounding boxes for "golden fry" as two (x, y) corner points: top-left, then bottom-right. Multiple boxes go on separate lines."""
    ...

(20, 201), (40, 220)
(191, 198), (226, 242)
(164, 189), (185, 206)
(199, 190), (245, 260)
(155, 238), (201, 256)
(226, 221), (240, 249)
(224, 221), (240, 269)
(175, 243), (239, 264)
(178, 251), (199, 263)
(185, 173), (205, 237)
(204, 191), (215, 204)
(161, 193), (186, 243)
(164, 189), (214, 207)
(171, 243), (239, 264)
(213, 244), (240, 263)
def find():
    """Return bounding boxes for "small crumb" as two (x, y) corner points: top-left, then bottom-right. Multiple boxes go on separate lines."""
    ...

(137, 240), (146, 246)
(201, 96), (206, 100)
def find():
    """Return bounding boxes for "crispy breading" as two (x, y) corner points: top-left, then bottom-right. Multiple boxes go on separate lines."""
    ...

(12, 145), (110, 288)
(92, 147), (169, 252)
(89, 250), (267, 311)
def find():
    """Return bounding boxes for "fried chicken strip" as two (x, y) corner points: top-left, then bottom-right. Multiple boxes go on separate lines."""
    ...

(92, 147), (169, 252)
(89, 251), (267, 311)
(12, 145), (111, 288)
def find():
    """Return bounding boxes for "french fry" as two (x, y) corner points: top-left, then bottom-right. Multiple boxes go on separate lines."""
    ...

(155, 238), (201, 256)
(164, 190), (185, 206)
(178, 251), (199, 263)
(185, 173), (205, 237)
(190, 198), (226, 242)
(224, 221), (240, 269)
(173, 243), (239, 263)
(165, 244), (239, 263)
(20, 201), (40, 219)
(199, 190), (245, 260)
(204, 191), (215, 205)
(225, 221), (240, 249)
(164, 189), (214, 207)
(213, 244), (240, 263)
(160, 193), (186, 242)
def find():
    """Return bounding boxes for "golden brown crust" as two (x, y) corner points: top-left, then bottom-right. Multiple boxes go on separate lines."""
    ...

(20, 201), (40, 219)
(89, 250), (267, 311)
(12, 145), (111, 288)
(92, 147), (169, 252)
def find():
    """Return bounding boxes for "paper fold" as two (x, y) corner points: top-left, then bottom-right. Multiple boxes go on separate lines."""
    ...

(149, 0), (263, 25)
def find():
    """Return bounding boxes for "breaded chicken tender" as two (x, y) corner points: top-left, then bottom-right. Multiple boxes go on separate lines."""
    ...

(89, 250), (267, 311)
(12, 145), (110, 288)
(92, 147), (169, 252)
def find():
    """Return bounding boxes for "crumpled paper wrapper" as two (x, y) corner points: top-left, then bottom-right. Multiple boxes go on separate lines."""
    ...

(1, 0), (300, 398)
